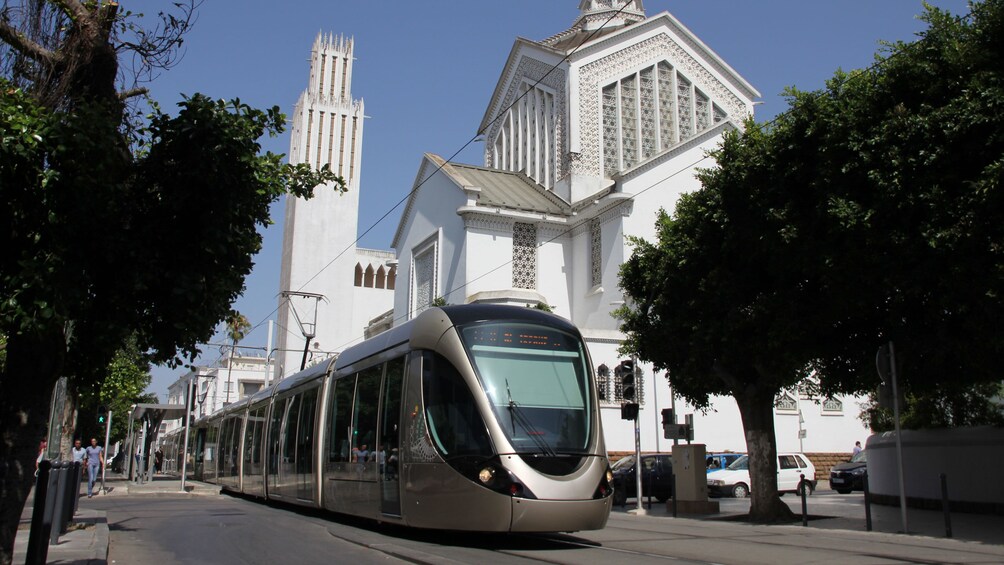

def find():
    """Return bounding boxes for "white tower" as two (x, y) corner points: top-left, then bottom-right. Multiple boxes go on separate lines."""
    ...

(276, 33), (371, 379)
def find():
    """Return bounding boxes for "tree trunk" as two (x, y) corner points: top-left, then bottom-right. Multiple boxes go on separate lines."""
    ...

(0, 330), (66, 565)
(736, 388), (795, 523)
(53, 378), (78, 459)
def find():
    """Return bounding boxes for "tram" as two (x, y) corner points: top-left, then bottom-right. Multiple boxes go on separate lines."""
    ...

(169, 305), (613, 532)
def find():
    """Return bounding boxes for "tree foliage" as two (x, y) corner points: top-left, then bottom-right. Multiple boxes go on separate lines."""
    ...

(618, 0), (1004, 523)
(0, 3), (342, 562)
(76, 336), (153, 444)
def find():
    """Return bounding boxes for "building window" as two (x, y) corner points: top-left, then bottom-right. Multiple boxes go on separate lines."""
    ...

(411, 237), (438, 318)
(775, 394), (798, 413)
(364, 265), (374, 287)
(375, 266), (386, 289)
(512, 222), (537, 289)
(590, 219), (602, 288)
(596, 363), (611, 403)
(602, 62), (728, 177)
(822, 397), (843, 413)
(493, 81), (556, 188)
(354, 264), (363, 287)
(386, 266), (396, 290)
(240, 382), (263, 399)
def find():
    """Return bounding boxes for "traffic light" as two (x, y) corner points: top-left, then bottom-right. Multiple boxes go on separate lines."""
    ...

(617, 359), (635, 401)
(596, 364), (610, 400)
(97, 405), (107, 426)
(620, 402), (639, 420)
(661, 408), (674, 437)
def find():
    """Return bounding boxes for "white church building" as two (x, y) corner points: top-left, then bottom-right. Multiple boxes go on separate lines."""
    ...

(279, 0), (868, 457)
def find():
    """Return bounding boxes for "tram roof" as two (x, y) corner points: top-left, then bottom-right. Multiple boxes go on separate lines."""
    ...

(273, 356), (335, 395)
(335, 304), (580, 372)
(130, 403), (187, 422)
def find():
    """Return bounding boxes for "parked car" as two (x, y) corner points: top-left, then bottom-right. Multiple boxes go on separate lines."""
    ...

(611, 453), (674, 505)
(829, 449), (867, 494)
(706, 452), (743, 473)
(707, 453), (816, 498)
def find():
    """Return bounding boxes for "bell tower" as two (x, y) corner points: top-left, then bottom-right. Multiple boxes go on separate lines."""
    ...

(276, 33), (366, 380)
(574, 0), (646, 31)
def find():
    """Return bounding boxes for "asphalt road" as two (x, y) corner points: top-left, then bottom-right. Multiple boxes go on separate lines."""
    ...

(85, 490), (1004, 565)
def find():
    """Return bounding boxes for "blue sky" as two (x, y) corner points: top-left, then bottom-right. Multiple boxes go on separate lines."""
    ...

(145, 0), (971, 399)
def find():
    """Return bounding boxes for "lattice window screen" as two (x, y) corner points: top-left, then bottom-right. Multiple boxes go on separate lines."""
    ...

(512, 223), (537, 289)
(590, 220), (602, 287)
(413, 246), (435, 316)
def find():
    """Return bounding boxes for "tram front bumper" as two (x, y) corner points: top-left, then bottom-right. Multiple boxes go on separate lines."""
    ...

(510, 496), (611, 532)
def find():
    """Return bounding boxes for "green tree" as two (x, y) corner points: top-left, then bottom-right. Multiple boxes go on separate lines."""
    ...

(223, 310), (251, 404)
(618, 0), (1004, 523)
(0, 3), (342, 561)
(77, 336), (153, 445)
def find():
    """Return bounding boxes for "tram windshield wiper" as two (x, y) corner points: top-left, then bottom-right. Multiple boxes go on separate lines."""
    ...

(505, 379), (555, 457)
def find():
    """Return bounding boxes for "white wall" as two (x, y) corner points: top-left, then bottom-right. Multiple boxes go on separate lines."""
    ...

(867, 427), (1004, 507)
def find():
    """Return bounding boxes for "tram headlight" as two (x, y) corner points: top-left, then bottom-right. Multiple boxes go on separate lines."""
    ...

(478, 466), (496, 485)
(606, 468), (614, 484)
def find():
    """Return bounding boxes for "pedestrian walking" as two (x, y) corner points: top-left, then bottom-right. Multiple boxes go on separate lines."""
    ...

(85, 437), (104, 497)
(852, 441), (862, 456)
(35, 439), (47, 477)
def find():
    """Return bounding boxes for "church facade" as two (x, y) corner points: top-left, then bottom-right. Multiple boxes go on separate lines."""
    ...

(389, 1), (866, 454)
(273, 2), (867, 456)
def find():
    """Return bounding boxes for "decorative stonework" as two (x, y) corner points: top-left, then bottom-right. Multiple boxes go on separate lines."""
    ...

(576, 33), (746, 178)
(537, 223), (569, 243)
(822, 397), (844, 413)
(464, 215), (515, 235)
(590, 220), (602, 287)
(484, 57), (568, 181)
(775, 394), (798, 412)
(569, 200), (633, 237)
(512, 222), (537, 289)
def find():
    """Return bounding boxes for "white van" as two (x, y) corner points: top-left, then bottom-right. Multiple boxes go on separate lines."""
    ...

(707, 453), (816, 498)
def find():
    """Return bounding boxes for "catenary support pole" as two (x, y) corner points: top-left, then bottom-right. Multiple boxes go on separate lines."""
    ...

(889, 341), (909, 533)
(941, 473), (952, 538)
(101, 410), (112, 493)
(181, 375), (194, 492)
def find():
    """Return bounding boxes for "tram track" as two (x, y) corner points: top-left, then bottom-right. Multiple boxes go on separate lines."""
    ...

(326, 525), (719, 565)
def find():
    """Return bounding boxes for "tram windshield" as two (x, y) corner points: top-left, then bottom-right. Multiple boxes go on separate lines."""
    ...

(461, 321), (592, 455)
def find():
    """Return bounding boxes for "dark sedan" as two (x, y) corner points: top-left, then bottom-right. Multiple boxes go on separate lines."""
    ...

(611, 453), (674, 505)
(829, 450), (867, 494)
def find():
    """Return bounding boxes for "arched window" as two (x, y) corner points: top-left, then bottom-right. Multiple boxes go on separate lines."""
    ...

(386, 267), (396, 290)
(354, 264), (363, 287)
(375, 266), (386, 289)
(364, 265), (375, 288)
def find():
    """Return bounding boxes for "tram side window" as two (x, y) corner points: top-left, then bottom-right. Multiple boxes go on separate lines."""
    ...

(327, 376), (355, 463)
(244, 408), (260, 468)
(219, 418), (232, 476)
(269, 398), (286, 475)
(422, 352), (493, 457)
(352, 365), (382, 462)
(283, 395), (301, 463)
(206, 423), (218, 463)
(297, 388), (318, 473)
(381, 357), (405, 467)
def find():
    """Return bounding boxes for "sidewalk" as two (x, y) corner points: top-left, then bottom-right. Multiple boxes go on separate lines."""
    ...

(616, 489), (1004, 546)
(12, 473), (219, 564)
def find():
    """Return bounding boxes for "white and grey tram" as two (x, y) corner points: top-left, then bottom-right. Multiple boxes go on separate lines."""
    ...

(180, 305), (613, 532)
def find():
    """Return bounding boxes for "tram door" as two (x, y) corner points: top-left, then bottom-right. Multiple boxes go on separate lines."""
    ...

(296, 389), (318, 501)
(380, 357), (404, 516)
